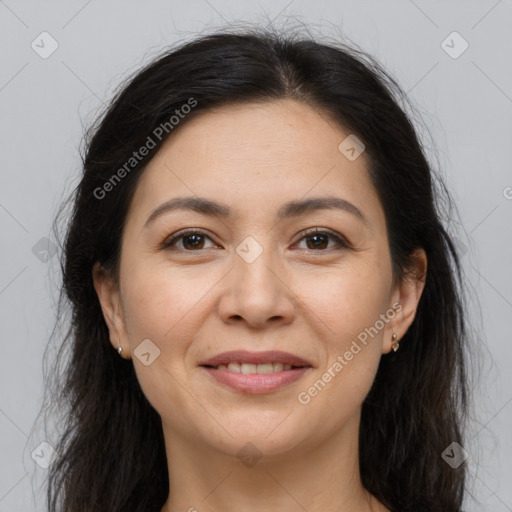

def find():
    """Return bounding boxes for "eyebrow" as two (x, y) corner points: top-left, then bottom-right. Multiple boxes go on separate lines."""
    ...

(144, 195), (368, 228)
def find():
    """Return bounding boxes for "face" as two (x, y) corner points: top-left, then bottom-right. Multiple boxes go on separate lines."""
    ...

(94, 98), (424, 460)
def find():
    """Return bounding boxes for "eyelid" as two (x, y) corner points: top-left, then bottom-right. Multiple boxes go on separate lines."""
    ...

(297, 227), (351, 250)
(161, 227), (352, 251)
(161, 227), (215, 250)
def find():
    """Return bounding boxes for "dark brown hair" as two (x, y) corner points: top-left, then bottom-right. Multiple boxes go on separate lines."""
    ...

(39, 26), (471, 512)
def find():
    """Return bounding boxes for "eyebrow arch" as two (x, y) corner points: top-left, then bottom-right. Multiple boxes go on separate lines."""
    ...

(144, 195), (368, 228)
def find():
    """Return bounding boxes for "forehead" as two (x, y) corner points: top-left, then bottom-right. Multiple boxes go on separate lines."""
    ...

(126, 99), (385, 231)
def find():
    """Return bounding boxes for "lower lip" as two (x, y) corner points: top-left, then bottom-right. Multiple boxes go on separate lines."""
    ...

(200, 366), (311, 394)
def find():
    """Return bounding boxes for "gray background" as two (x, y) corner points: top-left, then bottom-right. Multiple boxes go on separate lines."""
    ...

(0, 1), (511, 510)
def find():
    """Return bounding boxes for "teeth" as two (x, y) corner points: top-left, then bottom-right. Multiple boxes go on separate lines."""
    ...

(256, 363), (274, 374)
(241, 363), (257, 374)
(215, 362), (297, 373)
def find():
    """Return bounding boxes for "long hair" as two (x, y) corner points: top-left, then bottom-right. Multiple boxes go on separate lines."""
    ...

(39, 26), (471, 512)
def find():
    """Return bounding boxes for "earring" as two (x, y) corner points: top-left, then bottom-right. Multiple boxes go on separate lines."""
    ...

(117, 337), (124, 358)
(392, 333), (400, 352)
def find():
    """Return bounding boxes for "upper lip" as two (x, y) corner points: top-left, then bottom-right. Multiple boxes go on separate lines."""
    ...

(199, 350), (312, 367)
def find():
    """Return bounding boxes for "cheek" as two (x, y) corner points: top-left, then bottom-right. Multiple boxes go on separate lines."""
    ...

(295, 259), (390, 392)
(118, 264), (206, 421)
(121, 260), (200, 340)
(296, 258), (391, 340)
(119, 260), (226, 377)
(295, 271), (387, 429)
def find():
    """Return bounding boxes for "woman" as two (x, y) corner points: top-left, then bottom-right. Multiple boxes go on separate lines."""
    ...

(42, 26), (470, 512)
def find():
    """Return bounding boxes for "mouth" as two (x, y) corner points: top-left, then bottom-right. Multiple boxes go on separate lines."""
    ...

(198, 350), (312, 394)
(199, 349), (312, 371)
(201, 362), (307, 373)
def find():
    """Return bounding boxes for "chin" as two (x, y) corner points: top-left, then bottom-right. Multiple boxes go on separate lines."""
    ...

(202, 418), (310, 459)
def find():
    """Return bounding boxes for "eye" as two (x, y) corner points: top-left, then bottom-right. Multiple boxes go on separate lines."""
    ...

(294, 228), (351, 252)
(161, 227), (351, 252)
(162, 229), (216, 251)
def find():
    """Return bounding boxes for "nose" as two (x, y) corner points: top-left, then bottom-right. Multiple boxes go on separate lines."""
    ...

(216, 239), (296, 329)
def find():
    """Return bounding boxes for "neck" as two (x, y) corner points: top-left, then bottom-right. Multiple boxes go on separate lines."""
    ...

(160, 411), (389, 512)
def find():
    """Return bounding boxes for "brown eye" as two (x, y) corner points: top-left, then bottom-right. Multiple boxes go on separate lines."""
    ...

(296, 228), (350, 251)
(305, 233), (329, 250)
(162, 230), (215, 251)
(161, 227), (351, 253)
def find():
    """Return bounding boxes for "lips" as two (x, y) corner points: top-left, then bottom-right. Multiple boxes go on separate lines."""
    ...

(199, 350), (311, 368)
(199, 350), (313, 394)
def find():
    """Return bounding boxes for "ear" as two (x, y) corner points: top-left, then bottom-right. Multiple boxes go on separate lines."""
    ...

(92, 262), (130, 357)
(383, 248), (427, 354)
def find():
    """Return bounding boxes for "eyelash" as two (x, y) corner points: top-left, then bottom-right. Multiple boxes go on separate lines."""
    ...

(161, 227), (351, 253)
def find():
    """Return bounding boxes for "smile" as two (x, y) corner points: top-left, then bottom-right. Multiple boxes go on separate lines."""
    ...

(198, 349), (313, 394)
(209, 362), (297, 373)
(200, 364), (311, 394)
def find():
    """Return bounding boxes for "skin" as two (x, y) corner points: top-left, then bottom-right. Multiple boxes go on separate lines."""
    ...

(93, 98), (427, 512)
